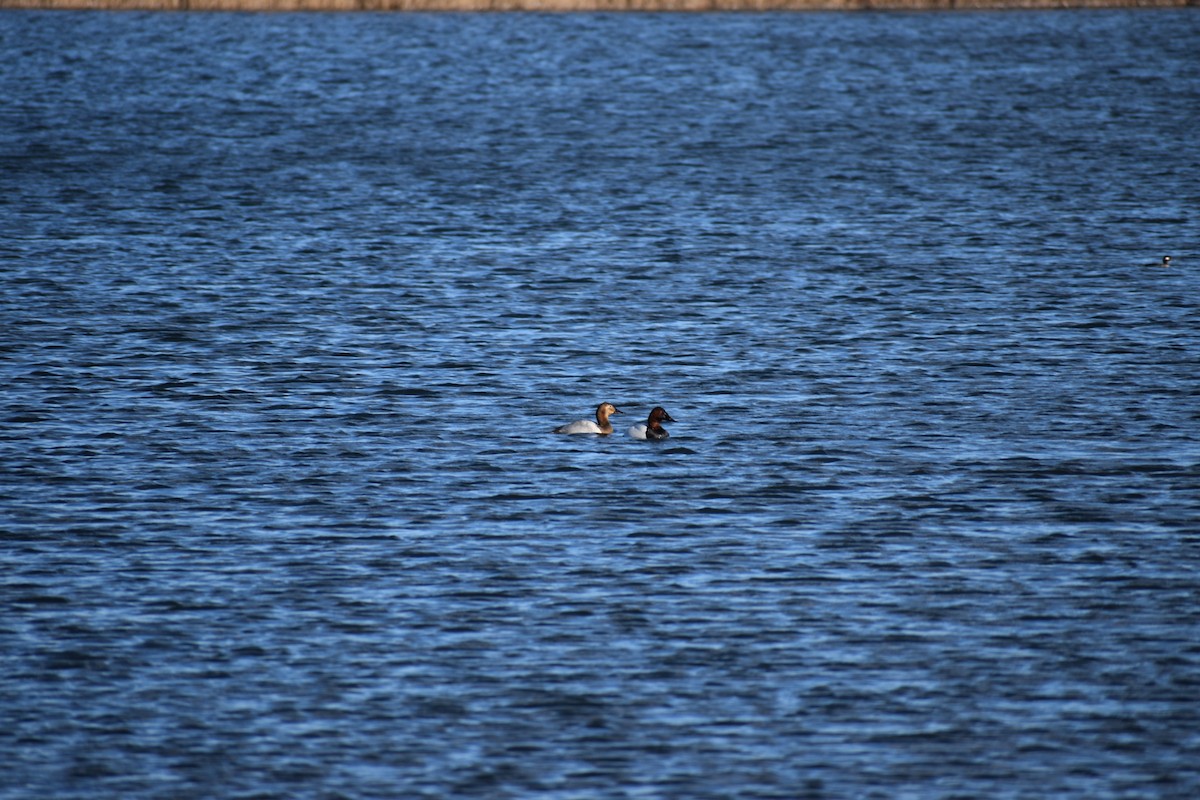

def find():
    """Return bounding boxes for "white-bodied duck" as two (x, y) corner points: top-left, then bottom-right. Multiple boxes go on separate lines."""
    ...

(553, 402), (622, 435)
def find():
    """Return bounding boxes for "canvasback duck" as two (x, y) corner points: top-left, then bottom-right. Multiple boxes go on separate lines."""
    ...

(628, 406), (676, 440)
(553, 402), (622, 435)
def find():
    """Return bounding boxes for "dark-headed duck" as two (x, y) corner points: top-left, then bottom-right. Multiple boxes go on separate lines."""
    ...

(628, 406), (676, 440)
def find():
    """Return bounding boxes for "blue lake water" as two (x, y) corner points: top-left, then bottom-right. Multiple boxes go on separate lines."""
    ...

(2, 8), (1199, 798)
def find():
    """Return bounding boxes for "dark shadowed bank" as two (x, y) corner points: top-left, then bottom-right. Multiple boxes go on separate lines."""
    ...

(2, 0), (1195, 10)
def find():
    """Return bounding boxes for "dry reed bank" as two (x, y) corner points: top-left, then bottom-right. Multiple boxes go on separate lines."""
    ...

(2, 0), (1195, 9)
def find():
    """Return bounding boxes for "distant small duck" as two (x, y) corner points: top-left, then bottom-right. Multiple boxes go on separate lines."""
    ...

(1160, 255), (1172, 267)
(554, 402), (622, 435)
(628, 406), (676, 441)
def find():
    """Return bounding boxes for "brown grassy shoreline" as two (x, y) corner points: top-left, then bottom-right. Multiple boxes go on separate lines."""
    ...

(2, 0), (1194, 10)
